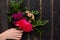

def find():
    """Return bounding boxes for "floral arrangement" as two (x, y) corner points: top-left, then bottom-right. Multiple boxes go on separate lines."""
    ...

(8, 0), (48, 33)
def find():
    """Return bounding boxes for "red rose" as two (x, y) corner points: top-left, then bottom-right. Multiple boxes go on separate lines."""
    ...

(15, 19), (33, 32)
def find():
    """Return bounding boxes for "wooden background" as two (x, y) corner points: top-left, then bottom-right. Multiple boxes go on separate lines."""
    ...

(0, 0), (60, 40)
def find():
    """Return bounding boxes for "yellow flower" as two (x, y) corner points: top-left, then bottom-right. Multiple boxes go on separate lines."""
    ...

(25, 11), (30, 14)
(31, 14), (34, 20)
(25, 11), (35, 20)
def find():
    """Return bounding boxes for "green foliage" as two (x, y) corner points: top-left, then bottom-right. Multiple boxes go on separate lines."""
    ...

(32, 19), (49, 27)
(35, 28), (43, 33)
(8, 0), (27, 14)
(9, 0), (24, 8)
(31, 10), (39, 15)
(32, 19), (49, 33)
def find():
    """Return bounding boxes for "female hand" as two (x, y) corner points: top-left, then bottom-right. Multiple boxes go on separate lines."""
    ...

(0, 28), (23, 40)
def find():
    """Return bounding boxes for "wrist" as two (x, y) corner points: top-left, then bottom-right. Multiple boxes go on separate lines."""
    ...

(0, 33), (6, 40)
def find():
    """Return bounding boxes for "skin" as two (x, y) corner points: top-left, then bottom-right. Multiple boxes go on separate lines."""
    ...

(0, 28), (23, 40)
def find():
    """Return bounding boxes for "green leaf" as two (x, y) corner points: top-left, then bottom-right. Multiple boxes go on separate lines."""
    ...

(40, 20), (49, 25)
(35, 28), (43, 33)
(31, 10), (39, 15)
(18, 0), (24, 5)
(34, 20), (49, 26)
(8, 17), (12, 22)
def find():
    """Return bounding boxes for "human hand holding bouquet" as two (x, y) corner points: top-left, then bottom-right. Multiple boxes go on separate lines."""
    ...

(0, 28), (23, 40)
(8, 0), (48, 33)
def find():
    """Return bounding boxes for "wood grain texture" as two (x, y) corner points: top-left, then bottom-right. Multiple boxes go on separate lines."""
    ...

(54, 0), (60, 40)
(0, 0), (8, 33)
(42, 0), (51, 40)
(50, 0), (54, 40)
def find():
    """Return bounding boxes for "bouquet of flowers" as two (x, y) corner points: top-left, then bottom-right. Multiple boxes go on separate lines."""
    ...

(8, 0), (48, 33)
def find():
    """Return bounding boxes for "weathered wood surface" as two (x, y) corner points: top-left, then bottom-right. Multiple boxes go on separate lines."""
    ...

(0, 0), (8, 33)
(54, 0), (60, 40)
(0, 0), (60, 40)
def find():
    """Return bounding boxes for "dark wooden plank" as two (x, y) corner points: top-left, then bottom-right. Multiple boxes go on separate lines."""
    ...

(42, 0), (52, 40)
(30, 0), (40, 11)
(53, 0), (60, 40)
(0, 0), (8, 33)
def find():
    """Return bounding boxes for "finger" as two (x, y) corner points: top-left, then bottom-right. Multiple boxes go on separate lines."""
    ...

(16, 35), (22, 38)
(15, 33), (23, 37)
(15, 39), (20, 40)
(19, 30), (24, 32)
(15, 31), (23, 34)
(15, 37), (22, 40)
(15, 30), (24, 33)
